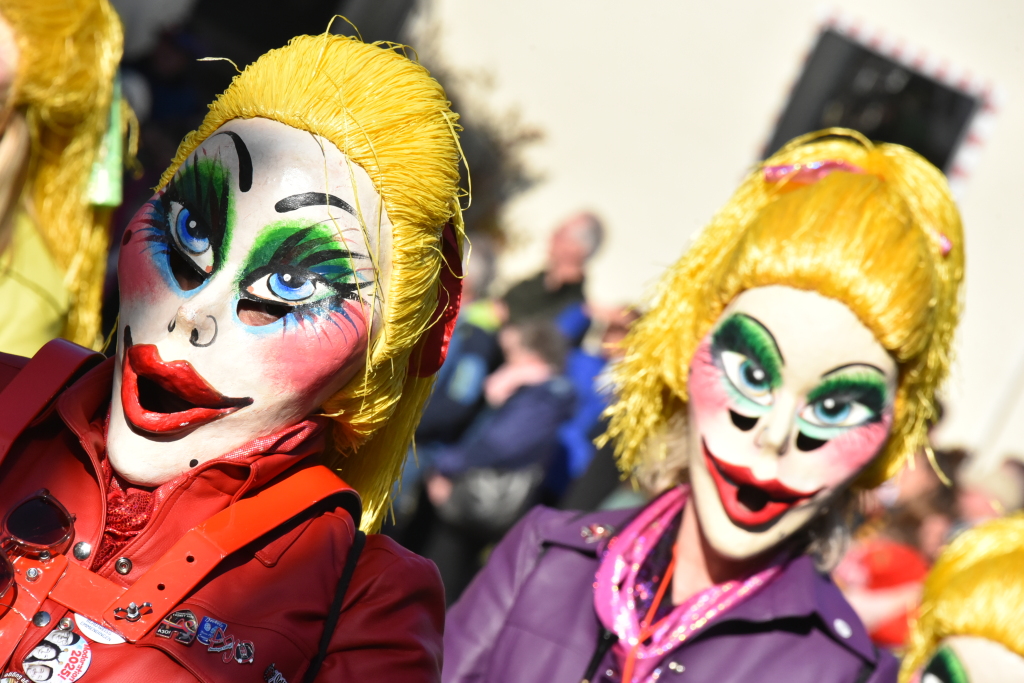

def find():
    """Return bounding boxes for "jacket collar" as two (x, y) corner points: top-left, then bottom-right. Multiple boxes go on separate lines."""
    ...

(55, 356), (329, 502)
(540, 507), (640, 554)
(539, 501), (876, 665)
(720, 554), (877, 663)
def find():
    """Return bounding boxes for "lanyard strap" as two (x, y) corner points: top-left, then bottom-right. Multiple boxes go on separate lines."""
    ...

(47, 464), (360, 642)
(621, 546), (678, 683)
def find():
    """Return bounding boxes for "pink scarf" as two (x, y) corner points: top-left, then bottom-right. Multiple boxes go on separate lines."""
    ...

(594, 486), (782, 683)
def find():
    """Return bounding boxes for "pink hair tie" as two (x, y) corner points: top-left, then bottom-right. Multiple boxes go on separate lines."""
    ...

(763, 159), (867, 186)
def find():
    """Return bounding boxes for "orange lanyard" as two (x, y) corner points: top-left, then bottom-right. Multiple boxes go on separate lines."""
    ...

(621, 544), (677, 683)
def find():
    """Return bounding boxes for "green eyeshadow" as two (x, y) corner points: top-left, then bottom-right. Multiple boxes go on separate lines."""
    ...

(711, 314), (784, 389)
(806, 370), (888, 415)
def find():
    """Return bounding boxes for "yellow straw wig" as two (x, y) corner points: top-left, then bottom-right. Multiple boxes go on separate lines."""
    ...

(605, 129), (963, 491)
(161, 33), (464, 531)
(900, 514), (1024, 681)
(1, 0), (126, 347)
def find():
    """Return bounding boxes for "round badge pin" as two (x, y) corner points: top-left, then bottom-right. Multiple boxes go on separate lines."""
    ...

(234, 640), (255, 665)
(22, 627), (92, 682)
(73, 614), (126, 645)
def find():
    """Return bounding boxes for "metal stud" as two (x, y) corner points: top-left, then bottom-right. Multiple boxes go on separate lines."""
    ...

(581, 524), (615, 544)
(115, 557), (133, 575)
(73, 542), (92, 561)
(833, 618), (853, 639)
(25, 568), (41, 582)
(32, 611), (51, 628)
(59, 617), (73, 631)
(668, 662), (686, 673)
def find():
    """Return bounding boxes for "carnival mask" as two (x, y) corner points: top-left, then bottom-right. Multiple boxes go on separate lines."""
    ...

(687, 285), (897, 559)
(108, 117), (391, 485)
(917, 636), (1024, 683)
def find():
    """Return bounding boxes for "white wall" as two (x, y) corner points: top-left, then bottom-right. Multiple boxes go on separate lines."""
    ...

(412, 0), (1024, 459)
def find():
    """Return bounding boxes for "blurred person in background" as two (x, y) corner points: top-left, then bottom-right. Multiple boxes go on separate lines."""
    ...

(387, 241), (504, 546)
(955, 458), (1024, 529)
(423, 319), (574, 603)
(502, 211), (603, 324)
(835, 449), (965, 650)
(416, 242), (504, 448)
(548, 304), (640, 502)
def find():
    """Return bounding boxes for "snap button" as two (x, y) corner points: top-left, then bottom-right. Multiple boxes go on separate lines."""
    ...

(581, 524), (614, 543)
(73, 542), (92, 561)
(833, 618), (853, 639)
(668, 661), (686, 673)
(32, 611), (51, 628)
(115, 557), (133, 575)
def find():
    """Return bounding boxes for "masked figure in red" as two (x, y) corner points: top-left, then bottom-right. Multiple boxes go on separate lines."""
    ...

(0, 32), (464, 683)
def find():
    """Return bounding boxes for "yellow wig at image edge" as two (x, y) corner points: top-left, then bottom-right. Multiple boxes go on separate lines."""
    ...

(900, 514), (1024, 681)
(0, 0), (131, 348)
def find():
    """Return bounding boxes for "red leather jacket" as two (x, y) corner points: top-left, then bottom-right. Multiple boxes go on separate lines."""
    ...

(0, 354), (444, 682)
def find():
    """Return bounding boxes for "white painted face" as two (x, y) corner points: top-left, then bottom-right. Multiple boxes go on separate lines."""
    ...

(109, 117), (392, 485)
(0, 14), (18, 112)
(917, 636), (1024, 683)
(687, 286), (897, 559)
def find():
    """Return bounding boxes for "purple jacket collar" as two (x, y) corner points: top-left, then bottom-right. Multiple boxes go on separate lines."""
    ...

(536, 506), (878, 666)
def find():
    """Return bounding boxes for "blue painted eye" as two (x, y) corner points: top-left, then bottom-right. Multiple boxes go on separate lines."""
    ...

(166, 201), (215, 275)
(268, 271), (316, 302)
(721, 351), (772, 407)
(174, 207), (210, 255)
(739, 360), (769, 392)
(800, 398), (873, 428)
(814, 398), (850, 424)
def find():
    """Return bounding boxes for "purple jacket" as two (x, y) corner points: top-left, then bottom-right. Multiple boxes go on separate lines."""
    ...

(444, 506), (898, 683)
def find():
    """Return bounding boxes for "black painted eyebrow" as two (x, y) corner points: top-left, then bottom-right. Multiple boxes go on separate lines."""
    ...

(820, 362), (888, 379)
(275, 192), (355, 216)
(213, 131), (253, 192)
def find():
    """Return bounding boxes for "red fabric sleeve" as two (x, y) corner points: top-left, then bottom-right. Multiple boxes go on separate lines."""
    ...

(314, 534), (445, 682)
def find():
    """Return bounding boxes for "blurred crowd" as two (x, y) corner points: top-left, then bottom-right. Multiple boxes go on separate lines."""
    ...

(835, 444), (1024, 650)
(384, 212), (643, 603)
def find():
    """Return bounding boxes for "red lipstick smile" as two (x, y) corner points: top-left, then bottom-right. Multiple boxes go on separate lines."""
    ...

(121, 328), (252, 435)
(702, 440), (821, 528)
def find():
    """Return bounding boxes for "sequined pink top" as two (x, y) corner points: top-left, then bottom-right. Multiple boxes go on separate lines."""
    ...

(594, 486), (783, 683)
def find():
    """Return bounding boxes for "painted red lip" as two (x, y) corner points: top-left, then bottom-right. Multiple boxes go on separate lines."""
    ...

(702, 440), (821, 528)
(121, 340), (252, 435)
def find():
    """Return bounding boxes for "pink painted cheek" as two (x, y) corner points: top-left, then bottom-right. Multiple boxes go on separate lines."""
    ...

(118, 200), (170, 306)
(798, 414), (894, 490)
(255, 302), (370, 399)
(688, 339), (731, 426)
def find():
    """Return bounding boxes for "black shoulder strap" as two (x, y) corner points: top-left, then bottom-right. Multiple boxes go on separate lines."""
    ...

(580, 627), (618, 683)
(302, 530), (367, 683)
(853, 646), (879, 683)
